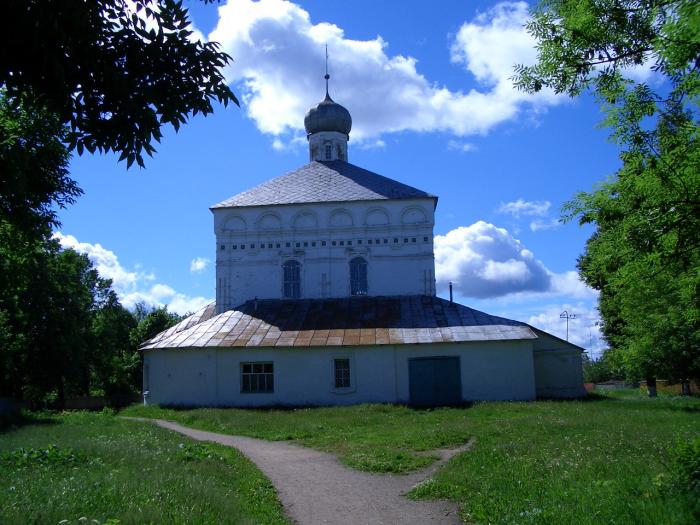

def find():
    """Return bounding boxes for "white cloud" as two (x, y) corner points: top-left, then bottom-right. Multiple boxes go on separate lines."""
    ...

(434, 221), (551, 298)
(208, 0), (564, 143)
(529, 218), (560, 231)
(526, 303), (604, 353)
(447, 140), (477, 153)
(434, 221), (596, 300)
(497, 198), (551, 217)
(53, 232), (211, 315)
(190, 257), (210, 273)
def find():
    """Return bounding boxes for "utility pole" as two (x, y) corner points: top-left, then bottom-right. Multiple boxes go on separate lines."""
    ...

(560, 310), (577, 341)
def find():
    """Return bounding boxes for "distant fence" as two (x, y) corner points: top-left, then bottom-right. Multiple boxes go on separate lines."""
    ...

(0, 395), (140, 413)
(0, 398), (24, 416)
(60, 395), (140, 410)
(593, 380), (638, 390)
(638, 380), (698, 395)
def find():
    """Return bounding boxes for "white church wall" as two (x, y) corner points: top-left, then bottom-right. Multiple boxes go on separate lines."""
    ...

(212, 198), (437, 311)
(142, 340), (535, 407)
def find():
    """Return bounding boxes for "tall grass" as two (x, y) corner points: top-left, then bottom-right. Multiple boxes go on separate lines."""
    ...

(0, 411), (287, 525)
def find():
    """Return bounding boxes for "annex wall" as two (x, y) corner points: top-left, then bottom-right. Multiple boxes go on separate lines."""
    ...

(531, 330), (586, 398)
(142, 340), (536, 407)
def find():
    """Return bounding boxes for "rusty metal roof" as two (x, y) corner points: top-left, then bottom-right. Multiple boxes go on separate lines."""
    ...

(141, 296), (536, 350)
(211, 161), (435, 209)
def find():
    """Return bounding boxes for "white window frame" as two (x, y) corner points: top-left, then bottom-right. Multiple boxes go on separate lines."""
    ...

(349, 256), (368, 296)
(240, 362), (274, 394)
(330, 354), (356, 394)
(282, 259), (302, 298)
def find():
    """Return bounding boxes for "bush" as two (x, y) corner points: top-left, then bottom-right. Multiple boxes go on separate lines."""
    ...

(1, 444), (85, 467)
(669, 437), (700, 519)
(671, 437), (700, 494)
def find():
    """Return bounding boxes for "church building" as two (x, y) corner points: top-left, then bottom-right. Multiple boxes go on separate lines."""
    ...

(141, 80), (585, 407)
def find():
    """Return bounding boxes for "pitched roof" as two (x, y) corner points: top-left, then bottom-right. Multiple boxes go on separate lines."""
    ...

(141, 295), (536, 350)
(211, 161), (435, 209)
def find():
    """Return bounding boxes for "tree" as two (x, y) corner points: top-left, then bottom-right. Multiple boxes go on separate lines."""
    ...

(582, 348), (625, 383)
(92, 294), (138, 396)
(514, 0), (700, 384)
(0, 95), (81, 235)
(130, 303), (183, 348)
(0, 226), (180, 405)
(3, 0), (238, 168)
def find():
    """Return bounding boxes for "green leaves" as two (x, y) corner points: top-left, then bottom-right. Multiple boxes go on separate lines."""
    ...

(2, 0), (239, 168)
(520, 0), (700, 382)
(0, 95), (81, 236)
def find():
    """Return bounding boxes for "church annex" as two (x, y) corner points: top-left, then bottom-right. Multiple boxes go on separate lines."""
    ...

(141, 80), (585, 407)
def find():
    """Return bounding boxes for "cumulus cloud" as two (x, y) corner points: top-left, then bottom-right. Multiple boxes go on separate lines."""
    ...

(208, 0), (563, 143)
(190, 257), (210, 273)
(497, 198), (551, 217)
(54, 233), (211, 315)
(434, 221), (596, 299)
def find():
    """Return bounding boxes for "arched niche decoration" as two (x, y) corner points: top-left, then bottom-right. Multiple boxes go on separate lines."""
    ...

(222, 214), (247, 232)
(329, 209), (354, 228)
(257, 212), (282, 231)
(364, 207), (390, 226)
(401, 206), (428, 225)
(292, 211), (318, 229)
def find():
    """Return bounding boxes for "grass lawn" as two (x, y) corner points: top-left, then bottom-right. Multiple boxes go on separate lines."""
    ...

(123, 390), (700, 525)
(0, 411), (288, 525)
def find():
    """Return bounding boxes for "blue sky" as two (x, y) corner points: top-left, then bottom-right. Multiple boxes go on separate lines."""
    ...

(55, 0), (638, 355)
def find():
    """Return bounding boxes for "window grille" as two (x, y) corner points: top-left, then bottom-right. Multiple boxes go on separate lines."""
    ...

(241, 362), (274, 393)
(325, 144), (332, 159)
(350, 257), (368, 296)
(334, 358), (350, 388)
(283, 260), (301, 298)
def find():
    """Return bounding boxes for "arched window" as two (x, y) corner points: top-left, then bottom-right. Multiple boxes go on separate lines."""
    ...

(283, 260), (301, 298)
(349, 257), (368, 296)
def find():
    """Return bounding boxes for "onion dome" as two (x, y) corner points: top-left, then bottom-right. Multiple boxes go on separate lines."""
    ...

(304, 93), (352, 137)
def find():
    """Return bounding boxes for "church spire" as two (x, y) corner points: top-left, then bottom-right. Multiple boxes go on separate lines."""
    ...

(303, 46), (352, 162)
(324, 44), (330, 98)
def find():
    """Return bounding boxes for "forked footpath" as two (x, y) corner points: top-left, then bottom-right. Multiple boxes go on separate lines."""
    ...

(124, 417), (471, 525)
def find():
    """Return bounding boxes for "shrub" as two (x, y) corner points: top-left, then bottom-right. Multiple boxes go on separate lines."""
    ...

(669, 437), (700, 519)
(1, 444), (85, 467)
(670, 437), (700, 494)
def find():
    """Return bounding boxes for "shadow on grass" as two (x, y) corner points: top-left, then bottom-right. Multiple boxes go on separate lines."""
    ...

(0, 411), (57, 434)
(151, 401), (478, 412)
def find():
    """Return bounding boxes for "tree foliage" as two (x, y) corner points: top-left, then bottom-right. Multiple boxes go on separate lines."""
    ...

(0, 223), (183, 405)
(0, 95), (82, 235)
(3, 0), (238, 168)
(515, 0), (700, 382)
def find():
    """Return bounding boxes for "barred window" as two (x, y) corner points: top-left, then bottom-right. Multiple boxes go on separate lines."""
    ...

(241, 362), (274, 393)
(350, 257), (368, 296)
(283, 260), (301, 298)
(334, 359), (350, 389)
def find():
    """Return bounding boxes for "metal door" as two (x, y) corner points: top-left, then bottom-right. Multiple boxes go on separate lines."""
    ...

(408, 357), (462, 406)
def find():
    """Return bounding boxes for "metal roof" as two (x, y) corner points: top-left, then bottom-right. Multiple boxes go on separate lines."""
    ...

(211, 161), (435, 209)
(141, 295), (536, 350)
(304, 94), (352, 136)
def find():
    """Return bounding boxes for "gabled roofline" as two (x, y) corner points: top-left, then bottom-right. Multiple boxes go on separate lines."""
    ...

(526, 324), (586, 352)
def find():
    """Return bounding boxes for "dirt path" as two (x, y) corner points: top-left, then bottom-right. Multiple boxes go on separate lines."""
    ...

(123, 417), (469, 525)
